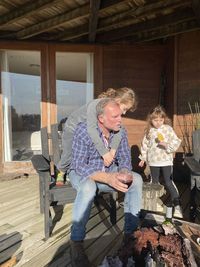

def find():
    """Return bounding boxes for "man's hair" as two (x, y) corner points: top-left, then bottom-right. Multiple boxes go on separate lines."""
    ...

(96, 98), (118, 117)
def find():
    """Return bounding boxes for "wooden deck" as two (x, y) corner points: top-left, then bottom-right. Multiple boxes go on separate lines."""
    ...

(0, 175), (199, 267)
(0, 175), (126, 267)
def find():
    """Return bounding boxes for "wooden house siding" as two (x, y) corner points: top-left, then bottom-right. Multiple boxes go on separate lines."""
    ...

(177, 31), (200, 116)
(0, 30), (200, 174)
(164, 39), (175, 119)
(174, 31), (200, 153)
(101, 44), (167, 147)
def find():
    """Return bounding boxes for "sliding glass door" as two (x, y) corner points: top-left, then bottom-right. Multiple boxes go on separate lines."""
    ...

(0, 46), (95, 166)
(0, 50), (41, 161)
(55, 52), (94, 126)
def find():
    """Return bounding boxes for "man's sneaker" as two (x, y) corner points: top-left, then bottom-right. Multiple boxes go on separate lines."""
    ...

(173, 205), (183, 219)
(56, 172), (64, 186)
(70, 240), (91, 267)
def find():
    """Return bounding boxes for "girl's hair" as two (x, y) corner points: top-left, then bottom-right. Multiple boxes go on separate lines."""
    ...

(145, 105), (171, 138)
(98, 87), (137, 112)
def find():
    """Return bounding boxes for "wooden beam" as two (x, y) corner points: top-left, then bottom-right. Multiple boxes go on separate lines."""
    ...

(100, 0), (128, 9)
(0, 0), (63, 27)
(96, 9), (195, 42)
(57, 25), (88, 41)
(126, 19), (199, 43)
(56, 0), (190, 41)
(0, 0), (61, 27)
(192, 0), (200, 25)
(0, 0), (16, 10)
(100, 0), (190, 28)
(1, 0), (126, 40)
(38, 0), (130, 41)
(6, 4), (90, 39)
(88, 0), (101, 43)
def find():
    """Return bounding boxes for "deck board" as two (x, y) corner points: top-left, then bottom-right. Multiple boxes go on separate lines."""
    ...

(0, 174), (196, 267)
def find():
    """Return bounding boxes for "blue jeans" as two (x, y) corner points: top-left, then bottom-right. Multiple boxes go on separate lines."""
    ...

(69, 170), (143, 241)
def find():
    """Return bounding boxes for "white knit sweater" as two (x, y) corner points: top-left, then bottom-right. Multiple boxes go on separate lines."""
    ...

(139, 124), (181, 166)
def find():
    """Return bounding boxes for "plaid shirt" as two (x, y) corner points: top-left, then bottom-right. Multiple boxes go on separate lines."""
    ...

(70, 122), (132, 180)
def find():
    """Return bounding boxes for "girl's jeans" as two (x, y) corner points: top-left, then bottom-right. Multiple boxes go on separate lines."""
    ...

(69, 170), (143, 241)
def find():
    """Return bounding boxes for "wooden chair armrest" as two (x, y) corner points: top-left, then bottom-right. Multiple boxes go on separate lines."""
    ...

(50, 185), (76, 204)
(184, 156), (200, 175)
(31, 155), (50, 172)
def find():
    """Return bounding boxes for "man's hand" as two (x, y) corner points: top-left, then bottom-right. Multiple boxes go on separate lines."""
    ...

(107, 172), (130, 193)
(109, 149), (116, 158)
(102, 149), (116, 166)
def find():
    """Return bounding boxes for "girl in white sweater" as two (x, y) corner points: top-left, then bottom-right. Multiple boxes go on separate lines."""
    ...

(139, 106), (182, 217)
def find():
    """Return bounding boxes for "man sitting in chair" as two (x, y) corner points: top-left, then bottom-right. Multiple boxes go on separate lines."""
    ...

(69, 98), (143, 267)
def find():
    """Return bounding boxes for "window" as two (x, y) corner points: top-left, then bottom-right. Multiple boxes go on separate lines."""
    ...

(56, 52), (94, 124)
(0, 50), (41, 161)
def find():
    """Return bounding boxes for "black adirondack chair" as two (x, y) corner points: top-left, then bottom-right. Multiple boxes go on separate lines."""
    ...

(184, 128), (200, 222)
(31, 124), (117, 240)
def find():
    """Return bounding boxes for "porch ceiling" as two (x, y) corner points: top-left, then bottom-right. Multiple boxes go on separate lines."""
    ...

(0, 0), (199, 44)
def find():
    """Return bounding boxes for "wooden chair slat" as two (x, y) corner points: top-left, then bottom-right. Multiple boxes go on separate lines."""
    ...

(31, 155), (50, 172)
(50, 186), (77, 203)
(184, 128), (200, 222)
(51, 124), (61, 166)
(193, 129), (200, 162)
(41, 127), (50, 161)
(184, 157), (200, 175)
